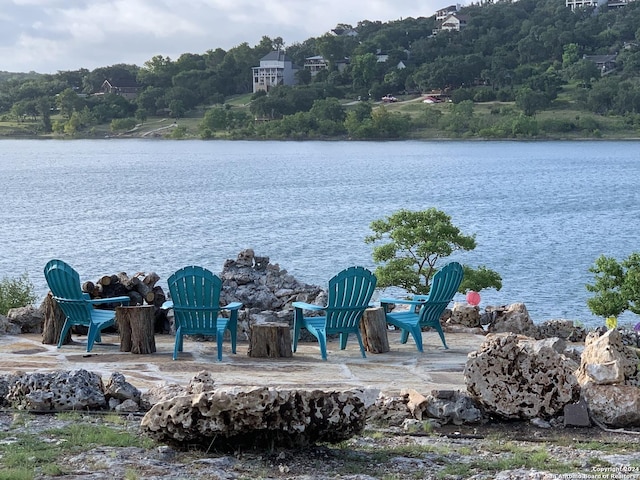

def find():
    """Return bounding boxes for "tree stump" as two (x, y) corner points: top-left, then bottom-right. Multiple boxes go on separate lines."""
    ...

(359, 307), (390, 354)
(42, 293), (70, 345)
(116, 306), (156, 354)
(248, 322), (292, 358)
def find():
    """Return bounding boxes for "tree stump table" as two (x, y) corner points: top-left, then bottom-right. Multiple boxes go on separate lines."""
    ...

(116, 305), (156, 354)
(359, 307), (390, 354)
(248, 322), (292, 358)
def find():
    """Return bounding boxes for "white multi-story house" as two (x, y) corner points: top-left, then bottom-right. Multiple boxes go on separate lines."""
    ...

(441, 13), (469, 31)
(303, 56), (329, 77)
(252, 51), (299, 93)
(566, 0), (635, 9)
(436, 4), (460, 21)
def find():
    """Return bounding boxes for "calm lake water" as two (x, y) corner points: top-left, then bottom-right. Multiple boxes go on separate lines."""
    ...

(1, 138), (639, 329)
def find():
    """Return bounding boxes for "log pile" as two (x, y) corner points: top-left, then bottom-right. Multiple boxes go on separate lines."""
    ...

(82, 271), (169, 333)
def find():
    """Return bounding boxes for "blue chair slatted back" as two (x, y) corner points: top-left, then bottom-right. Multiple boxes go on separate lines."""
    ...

(166, 265), (223, 334)
(418, 262), (464, 328)
(44, 259), (93, 327)
(325, 266), (377, 333)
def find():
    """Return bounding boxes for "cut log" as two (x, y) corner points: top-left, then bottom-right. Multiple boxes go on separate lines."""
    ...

(134, 281), (155, 304)
(116, 305), (156, 354)
(248, 322), (292, 358)
(359, 307), (390, 354)
(143, 272), (160, 288)
(98, 275), (112, 286)
(41, 293), (70, 345)
(81, 281), (95, 295)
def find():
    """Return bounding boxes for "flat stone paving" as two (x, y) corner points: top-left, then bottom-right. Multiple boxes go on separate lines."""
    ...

(0, 330), (486, 395)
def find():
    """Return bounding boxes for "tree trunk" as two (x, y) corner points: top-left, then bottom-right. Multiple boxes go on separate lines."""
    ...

(359, 307), (390, 354)
(248, 322), (292, 358)
(116, 306), (156, 354)
(42, 293), (70, 345)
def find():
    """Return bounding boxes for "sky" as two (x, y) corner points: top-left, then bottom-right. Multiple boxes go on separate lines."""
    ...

(0, 0), (455, 74)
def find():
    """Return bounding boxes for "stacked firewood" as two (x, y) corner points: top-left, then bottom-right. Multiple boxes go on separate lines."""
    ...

(81, 271), (169, 333)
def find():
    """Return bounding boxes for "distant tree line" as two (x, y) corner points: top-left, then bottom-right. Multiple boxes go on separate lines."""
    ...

(1, 0), (640, 138)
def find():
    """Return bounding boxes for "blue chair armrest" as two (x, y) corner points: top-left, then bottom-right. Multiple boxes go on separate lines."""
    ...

(89, 296), (130, 306)
(292, 301), (325, 311)
(161, 300), (174, 310)
(380, 297), (426, 306)
(222, 302), (243, 310)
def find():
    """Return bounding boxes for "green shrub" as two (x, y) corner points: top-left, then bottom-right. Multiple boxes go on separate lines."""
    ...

(0, 274), (37, 315)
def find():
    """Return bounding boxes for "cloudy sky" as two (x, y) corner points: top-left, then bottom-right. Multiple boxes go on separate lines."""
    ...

(0, 0), (454, 74)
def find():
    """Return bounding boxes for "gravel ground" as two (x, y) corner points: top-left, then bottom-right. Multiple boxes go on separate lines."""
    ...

(2, 412), (640, 480)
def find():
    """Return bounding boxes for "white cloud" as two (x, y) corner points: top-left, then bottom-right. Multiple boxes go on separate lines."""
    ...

(0, 0), (450, 73)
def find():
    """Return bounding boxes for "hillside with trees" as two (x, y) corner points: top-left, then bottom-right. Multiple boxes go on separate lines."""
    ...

(1, 0), (639, 140)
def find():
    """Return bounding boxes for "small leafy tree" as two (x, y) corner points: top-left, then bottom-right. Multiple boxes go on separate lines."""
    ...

(586, 253), (640, 320)
(365, 208), (502, 295)
(0, 274), (37, 315)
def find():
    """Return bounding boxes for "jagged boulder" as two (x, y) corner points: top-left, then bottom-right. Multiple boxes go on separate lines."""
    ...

(6, 306), (43, 333)
(486, 303), (539, 339)
(577, 328), (639, 386)
(140, 386), (376, 450)
(6, 370), (107, 411)
(465, 333), (580, 419)
(0, 314), (21, 335)
(404, 389), (484, 425)
(448, 303), (481, 328)
(581, 384), (640, 427)
(105, 372), (141, 406)
(537, 319), (586, 342)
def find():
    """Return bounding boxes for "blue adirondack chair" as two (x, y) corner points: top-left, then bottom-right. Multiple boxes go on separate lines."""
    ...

(292, 266), (377, 360)
(380, 262), (464, 352)
(162, 266), (242, 361)
(44, 259), (130, 352)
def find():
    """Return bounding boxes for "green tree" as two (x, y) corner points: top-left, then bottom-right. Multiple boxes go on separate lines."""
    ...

(515, 87), (549, 116)
(365, 208), (501, 295)
(586, 253), (640, 320)
(0, 274), (37, 315)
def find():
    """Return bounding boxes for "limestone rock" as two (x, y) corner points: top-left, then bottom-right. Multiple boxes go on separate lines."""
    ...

(367, 394), (411, 427)
(464, 333), (580, 419)
(6, 305), (44, 333)
(448, 303), (481, 328)
(582, 383), (640, 427)
(0, 314), (21, 335)
(537, 319), (586, 342)
(140, 386), (373, 449)
(7, 369), (106, 411)
(105, 372), (141, 403)
(486, 303), (539, 339)
(403, 388), (483, 425)
(577, 329), (639, 386)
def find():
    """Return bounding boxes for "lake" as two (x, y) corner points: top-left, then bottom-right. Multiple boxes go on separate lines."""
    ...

(1, 138), (639, 329)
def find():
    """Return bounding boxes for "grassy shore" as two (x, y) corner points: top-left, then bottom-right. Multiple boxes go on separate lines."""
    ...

(2, 86), (639, 141)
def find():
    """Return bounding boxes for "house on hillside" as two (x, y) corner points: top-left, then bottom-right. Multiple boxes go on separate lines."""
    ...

(304, 56), (329, 77)
(252, 51), (299, 93)
(436, 4), (460, 21)
(583, 53), (618, 73)
(566, 0), (635, 10)
(441, 13), (469, 31)
(99, 79), (141, 100)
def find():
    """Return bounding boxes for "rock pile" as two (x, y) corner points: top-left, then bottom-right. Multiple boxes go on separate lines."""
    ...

(218, 249), (325, 338)
(577, 328), (640, 427)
